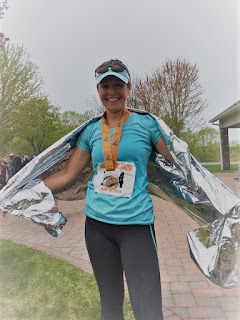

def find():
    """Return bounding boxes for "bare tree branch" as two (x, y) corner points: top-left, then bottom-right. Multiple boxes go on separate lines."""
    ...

(0, 0), (9, 47)
(128, 59), (207, 137)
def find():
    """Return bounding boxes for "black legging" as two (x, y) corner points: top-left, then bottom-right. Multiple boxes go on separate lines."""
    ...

(85, 216), (164, 320)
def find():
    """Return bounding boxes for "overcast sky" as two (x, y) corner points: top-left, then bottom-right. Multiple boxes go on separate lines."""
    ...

(2, 0), (240, 141)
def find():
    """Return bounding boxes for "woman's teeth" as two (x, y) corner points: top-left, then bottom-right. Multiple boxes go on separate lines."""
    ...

(107, 98), (118, 101)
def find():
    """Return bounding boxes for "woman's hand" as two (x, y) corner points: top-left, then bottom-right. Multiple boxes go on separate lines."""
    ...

(0, 211), (6, 217)
(155, 137), (188, 180)
(155, 137), (179, 169)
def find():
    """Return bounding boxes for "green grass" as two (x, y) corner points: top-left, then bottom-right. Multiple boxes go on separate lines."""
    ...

(202, 163), (239, 173)
(0, 240), (134, 320)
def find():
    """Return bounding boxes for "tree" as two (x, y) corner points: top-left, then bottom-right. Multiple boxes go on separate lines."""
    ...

(0, 0), (9, 47)
(230, 142), (240, 162)
(60, 110), (93, 136)
(61, 111), (86, 128)
(197, 127), (219, 162)
(85, 94), (104, 115)
(128, 59), (207, 137)
(183, 127), (220, 162)
(0, 43), (43, 146)
(8, 97), (62, 155)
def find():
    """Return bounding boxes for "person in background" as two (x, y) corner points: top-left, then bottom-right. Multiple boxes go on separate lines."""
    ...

(42, 59), (181, 320)
(0, 156), (8, 189)
(23, 155), (30, 167)
(12, 153), (23, 175)
(7, 153), (15, 180)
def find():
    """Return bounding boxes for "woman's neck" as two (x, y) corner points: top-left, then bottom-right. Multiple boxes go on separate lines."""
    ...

(105, 109), (128, 128)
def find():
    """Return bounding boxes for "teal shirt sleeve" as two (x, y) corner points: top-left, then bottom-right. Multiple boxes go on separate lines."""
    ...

(143, 115), (163, 145)
(76, 125), (91, 153)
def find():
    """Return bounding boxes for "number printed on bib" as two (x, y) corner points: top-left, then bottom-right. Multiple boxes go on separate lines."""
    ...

(94, 161), (136, 197)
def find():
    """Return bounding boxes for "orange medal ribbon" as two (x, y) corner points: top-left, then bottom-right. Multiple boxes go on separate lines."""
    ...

(102, 108), (130, 171)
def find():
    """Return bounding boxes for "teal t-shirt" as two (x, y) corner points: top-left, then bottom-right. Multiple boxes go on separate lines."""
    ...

(76, 112), (163, 225)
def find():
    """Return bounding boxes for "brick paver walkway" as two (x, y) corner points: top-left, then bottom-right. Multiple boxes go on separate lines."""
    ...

(0, 172), (239, 319)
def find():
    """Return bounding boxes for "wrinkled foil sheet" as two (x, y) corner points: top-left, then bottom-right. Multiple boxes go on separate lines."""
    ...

(0, 117), (94, 237)
(148, 114), (240, 288)
(0, 110), (239, 287)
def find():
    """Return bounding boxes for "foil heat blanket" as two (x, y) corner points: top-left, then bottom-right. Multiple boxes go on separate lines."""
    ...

(0, 110), (239, 287)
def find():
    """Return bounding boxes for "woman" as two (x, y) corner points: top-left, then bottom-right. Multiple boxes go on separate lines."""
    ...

(44, 59), (180, 319)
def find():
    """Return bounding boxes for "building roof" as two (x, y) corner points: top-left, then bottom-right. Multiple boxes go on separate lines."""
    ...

(209, 100), (240, 128)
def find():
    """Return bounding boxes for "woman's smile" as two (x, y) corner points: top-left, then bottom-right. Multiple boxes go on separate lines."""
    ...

(106, 97), (120, 102)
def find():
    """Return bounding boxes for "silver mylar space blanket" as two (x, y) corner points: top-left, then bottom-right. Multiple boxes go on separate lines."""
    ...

(0, 110), (239, 288)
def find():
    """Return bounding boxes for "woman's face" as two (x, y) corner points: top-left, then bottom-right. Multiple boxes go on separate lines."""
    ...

(98, 76), (131, 114)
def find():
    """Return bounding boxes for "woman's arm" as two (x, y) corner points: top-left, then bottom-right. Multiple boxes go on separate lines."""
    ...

(44, 146), (91, 192)
(0, 147), (91, 217)
(155, 137), (181, 170)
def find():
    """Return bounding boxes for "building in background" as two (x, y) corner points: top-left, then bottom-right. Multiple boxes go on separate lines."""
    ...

(210, 101), (240, 170)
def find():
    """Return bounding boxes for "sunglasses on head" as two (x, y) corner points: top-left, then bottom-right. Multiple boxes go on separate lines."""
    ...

(95, 63), (129, 75)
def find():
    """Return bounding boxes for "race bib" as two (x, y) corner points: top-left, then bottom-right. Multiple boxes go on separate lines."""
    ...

(94, 161), (136, 198)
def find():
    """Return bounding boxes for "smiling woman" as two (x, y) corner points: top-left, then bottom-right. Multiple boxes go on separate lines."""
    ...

(43, 58), (180, 320)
